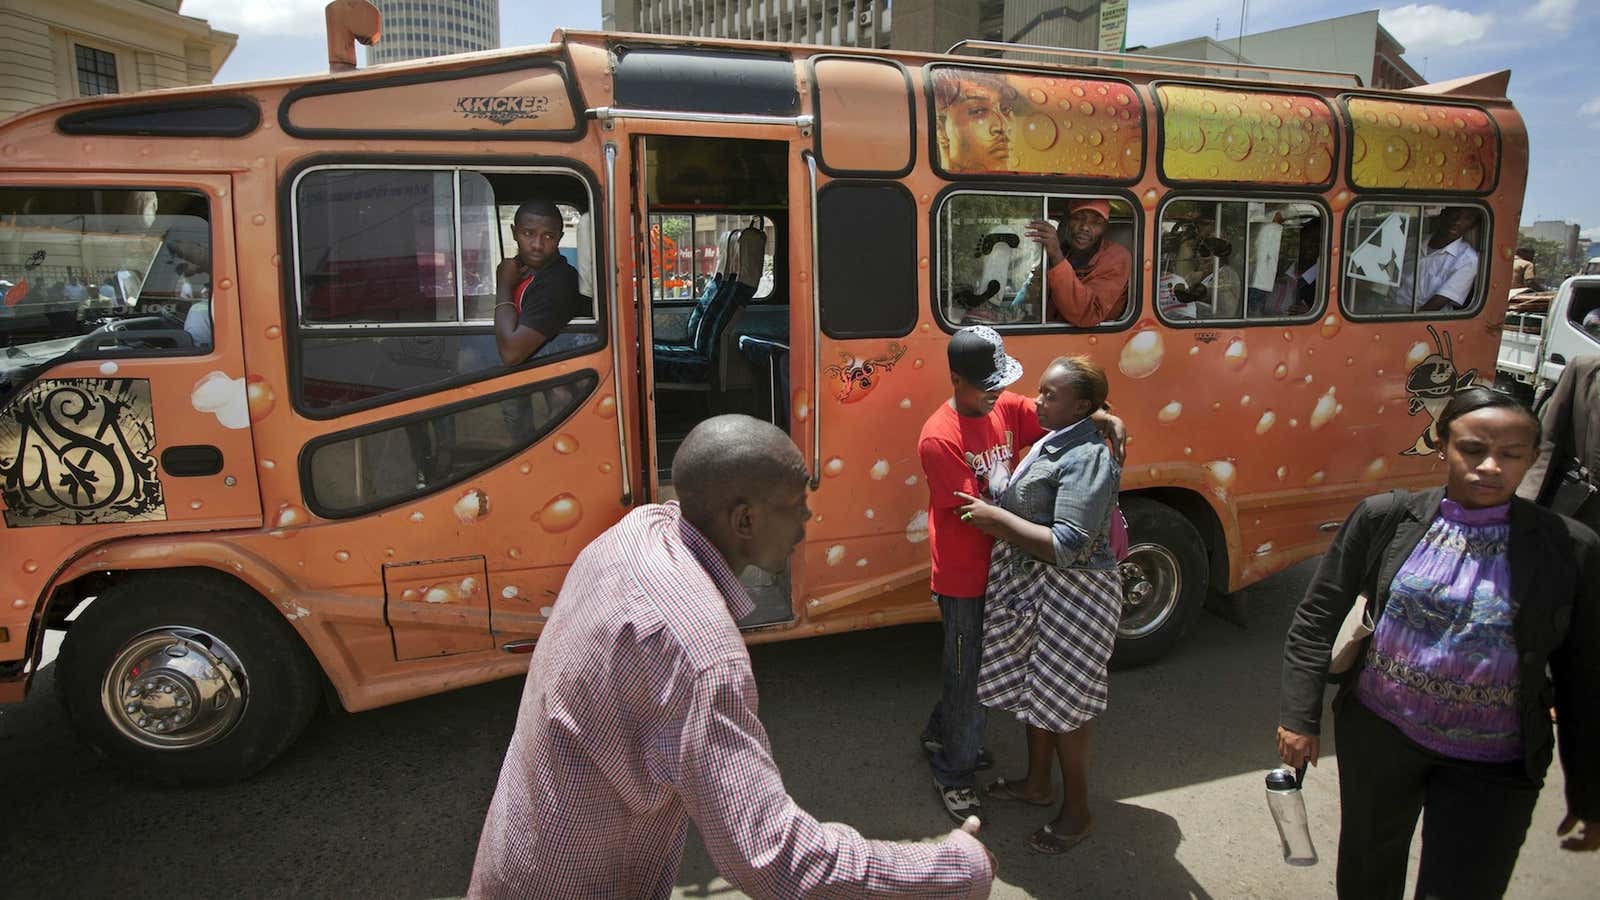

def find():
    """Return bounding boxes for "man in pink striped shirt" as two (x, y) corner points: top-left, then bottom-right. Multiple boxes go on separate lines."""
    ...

(469, 415), (994, 898)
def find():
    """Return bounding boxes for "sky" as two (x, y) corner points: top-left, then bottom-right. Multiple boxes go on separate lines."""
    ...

(184, 1), (1598, 239)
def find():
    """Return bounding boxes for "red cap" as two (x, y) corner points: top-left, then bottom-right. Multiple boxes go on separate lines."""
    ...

(1068, 199), (1111, 222)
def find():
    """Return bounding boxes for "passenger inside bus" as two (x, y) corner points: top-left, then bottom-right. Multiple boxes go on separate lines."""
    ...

(493, 200), (584, 367)
(931, 68), (1017, 174)
(1252, 217), (1322, 318)
(1346, 204), (1483, 316)
(1395, 207), (1482, 313)
(1027, 199), (1132, 326)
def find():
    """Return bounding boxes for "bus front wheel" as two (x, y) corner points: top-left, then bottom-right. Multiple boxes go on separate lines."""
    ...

(54, 571), (321, 785)
(1113, 497), (1208, 667)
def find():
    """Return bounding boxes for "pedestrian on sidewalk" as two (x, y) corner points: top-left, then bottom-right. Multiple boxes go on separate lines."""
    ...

(1278, 388), (1600, 899)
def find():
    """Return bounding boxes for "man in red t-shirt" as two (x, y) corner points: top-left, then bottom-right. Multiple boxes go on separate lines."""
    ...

(919, 325), (1124, 823)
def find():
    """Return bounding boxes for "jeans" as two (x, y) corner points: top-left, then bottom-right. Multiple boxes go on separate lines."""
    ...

(1334, 696), (1541, 900)
(922, 593), (987, 788)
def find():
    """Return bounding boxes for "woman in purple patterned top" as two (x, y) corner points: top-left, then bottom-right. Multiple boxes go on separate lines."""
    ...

(1277, 388), (1600, 899)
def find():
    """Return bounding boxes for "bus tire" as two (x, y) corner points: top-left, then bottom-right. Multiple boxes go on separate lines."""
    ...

(54, 571), (320, 786)
(1112, 497), (1209, 668)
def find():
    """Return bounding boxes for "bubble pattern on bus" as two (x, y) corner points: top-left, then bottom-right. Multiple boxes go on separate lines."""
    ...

(929, 66), (1144, 181)
(1156, 85), (1336, 186)
(1345, 98), (1497, 192)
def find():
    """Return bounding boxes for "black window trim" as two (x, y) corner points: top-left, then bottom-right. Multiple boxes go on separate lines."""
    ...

(0, 183), (218, 363)
(279, 153), (609, 421)
(929, 182), (1143, 336)
(296, 368), (600, 520)
(1151, 190), (1331, 330)
(1337, 196), (1492, 324)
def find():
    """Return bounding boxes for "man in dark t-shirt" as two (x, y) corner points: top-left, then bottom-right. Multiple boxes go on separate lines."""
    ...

(494, 200), (585, 366)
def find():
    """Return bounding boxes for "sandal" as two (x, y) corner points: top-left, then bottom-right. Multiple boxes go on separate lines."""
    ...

(1028, 823), (1091, 855)
(985, 777), (1053, 807)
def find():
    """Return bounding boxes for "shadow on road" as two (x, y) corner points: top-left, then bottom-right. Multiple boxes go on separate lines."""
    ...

(0, 563), (1319, 898)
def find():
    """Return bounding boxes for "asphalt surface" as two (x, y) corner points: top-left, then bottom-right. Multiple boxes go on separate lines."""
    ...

(1, 559), (1593, 898)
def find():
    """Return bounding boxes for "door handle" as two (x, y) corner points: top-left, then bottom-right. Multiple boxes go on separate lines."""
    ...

(160, 445), (224, 477)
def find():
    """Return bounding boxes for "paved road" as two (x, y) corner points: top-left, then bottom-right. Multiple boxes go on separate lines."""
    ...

(1, 560), (1592, 898)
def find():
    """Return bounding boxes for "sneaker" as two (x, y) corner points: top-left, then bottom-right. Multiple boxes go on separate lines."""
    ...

(935, 778), (982, 825)
(921, 737), (995, 771)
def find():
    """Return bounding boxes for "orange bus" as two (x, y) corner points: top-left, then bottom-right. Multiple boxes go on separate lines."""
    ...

(0, 25), (1526, 782)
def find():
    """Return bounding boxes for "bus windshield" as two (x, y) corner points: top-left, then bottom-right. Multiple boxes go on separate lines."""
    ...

(1, 188), (211, 406)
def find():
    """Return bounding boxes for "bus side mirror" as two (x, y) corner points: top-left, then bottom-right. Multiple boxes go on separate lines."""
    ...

(326, 0), (382, 73)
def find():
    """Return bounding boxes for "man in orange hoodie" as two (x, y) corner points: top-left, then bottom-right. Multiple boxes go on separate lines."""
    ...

(1026, 199), (1131, 326)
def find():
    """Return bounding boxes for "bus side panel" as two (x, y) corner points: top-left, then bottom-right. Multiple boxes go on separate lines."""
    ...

(1, 173), (262, 672)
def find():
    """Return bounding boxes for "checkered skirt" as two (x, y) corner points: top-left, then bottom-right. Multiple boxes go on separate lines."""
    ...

(976, 540), (1122, 732)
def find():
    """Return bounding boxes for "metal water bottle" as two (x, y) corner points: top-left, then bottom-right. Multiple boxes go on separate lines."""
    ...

(1265, 765), (1318, 866)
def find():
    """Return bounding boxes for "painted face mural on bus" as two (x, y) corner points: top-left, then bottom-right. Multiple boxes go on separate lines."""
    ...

(929, 67), (1144, 180)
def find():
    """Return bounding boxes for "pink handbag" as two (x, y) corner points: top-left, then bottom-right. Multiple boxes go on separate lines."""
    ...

(1109, 503), (1131, 561)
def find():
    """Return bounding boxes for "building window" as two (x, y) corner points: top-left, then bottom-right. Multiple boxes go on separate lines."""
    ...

(74, 44), (118, 97)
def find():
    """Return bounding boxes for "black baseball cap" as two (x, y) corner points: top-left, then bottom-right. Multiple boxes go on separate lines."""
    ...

(947, 325), (1023, 391)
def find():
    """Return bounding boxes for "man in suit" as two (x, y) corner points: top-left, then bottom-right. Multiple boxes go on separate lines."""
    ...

(1518, 355), (1600, 530)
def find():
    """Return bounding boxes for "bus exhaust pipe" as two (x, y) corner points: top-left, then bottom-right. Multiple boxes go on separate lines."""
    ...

(326, 0), (382, 73)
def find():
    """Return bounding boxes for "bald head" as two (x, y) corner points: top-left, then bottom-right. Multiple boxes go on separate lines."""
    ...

(673, 415), (808, 526)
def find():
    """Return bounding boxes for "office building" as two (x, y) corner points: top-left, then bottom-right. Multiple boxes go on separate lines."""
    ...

(1, 0), (236, 120)
(367, 0), (500, 65)
(601, 0), (1117, 55)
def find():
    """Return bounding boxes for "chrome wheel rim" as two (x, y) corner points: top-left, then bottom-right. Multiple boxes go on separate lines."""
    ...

(100, 627), (248, 750)
(1118, 543), (1182, 640)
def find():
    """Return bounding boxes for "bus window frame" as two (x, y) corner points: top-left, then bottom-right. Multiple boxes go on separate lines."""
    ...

(295, 367), (600, 520)
(0, 183), (220, 363)
(1337, 197), (1492, 323)
(279, 155), (608, 421)
(644, 209), (783, 308)
(1152, 191), (1331, 329)
(1149, 81), (1339, 192)
(929, 182), (1143, 335)
(1335, 93), (1502, 197)
(807, 54), (917, 180)
(922, 62), (1147, 187)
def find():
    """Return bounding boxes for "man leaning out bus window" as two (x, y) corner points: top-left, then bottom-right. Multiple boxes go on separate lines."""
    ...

(494, 200), (586, 366)
(1026, 199), (1131, 327)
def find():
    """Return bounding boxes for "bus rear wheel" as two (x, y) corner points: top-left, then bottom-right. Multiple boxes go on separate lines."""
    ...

(1112, 497), (1208, 667)
(54, 571), (321, 785)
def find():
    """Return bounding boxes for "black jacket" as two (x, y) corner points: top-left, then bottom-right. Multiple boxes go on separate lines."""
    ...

(1280, 487), (1600, 820)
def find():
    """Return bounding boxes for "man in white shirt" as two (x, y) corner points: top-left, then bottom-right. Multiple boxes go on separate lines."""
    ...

(1392, 207), (1480, 313)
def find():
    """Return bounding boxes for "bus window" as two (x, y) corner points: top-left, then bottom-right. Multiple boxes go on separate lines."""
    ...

(302, 372), (597, 518)
(1343, 202), (1486, 317)
(292, 166), (599, 414)
(1157, 199), (1324, 323)
(0, 187), (211, 401)
(938, 191), (1136, 330)
(647, 213), (777, 306)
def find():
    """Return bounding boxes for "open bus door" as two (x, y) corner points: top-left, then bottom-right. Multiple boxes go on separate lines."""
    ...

(621, 130), (801, 629)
